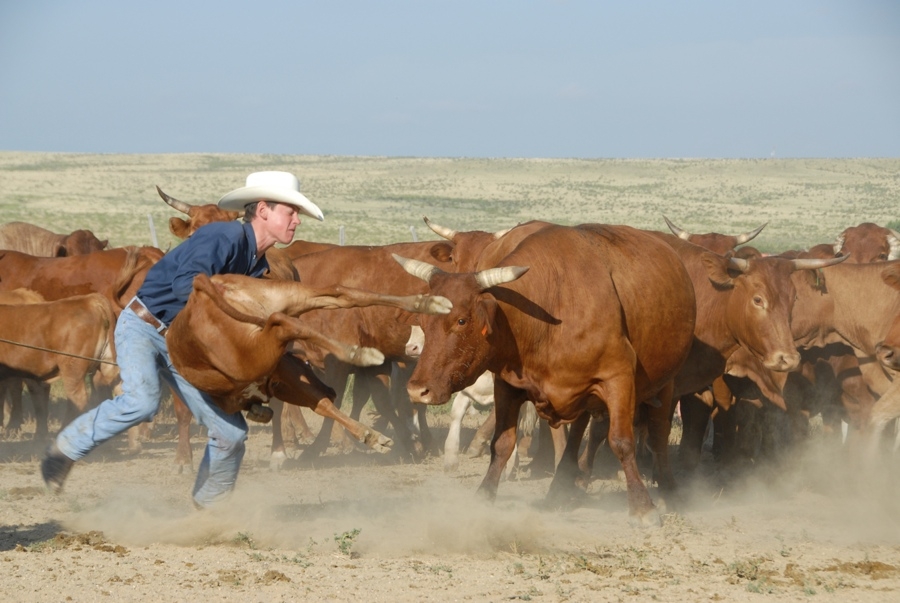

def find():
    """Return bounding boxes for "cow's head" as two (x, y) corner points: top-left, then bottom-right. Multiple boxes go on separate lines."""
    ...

(876, 263), (900, 371)
(393, 253), (528, 404)
(664, 216), (767, 255)
(833, 222), (900, 263)
(157, 186), (240, 239)
(702, 252), (847, 372)
(58, 229), (108, 257)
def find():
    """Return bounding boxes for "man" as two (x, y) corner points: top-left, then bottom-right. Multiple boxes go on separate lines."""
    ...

(40, 171), (323, 508)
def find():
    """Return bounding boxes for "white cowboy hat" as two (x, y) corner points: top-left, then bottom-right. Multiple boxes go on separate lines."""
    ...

(217, 171), (324, 221)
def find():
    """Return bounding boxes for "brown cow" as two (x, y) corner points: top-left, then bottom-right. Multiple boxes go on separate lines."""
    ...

(0, 221), (108, 257)
(834, 222), (900, 263)
(663, 216), (767, 254)
(396, 223), (697, 524)
(0, 247), (163, 315)
(0, 288), (50, 437)
(165, 272), (452, 452)
(0, 294), (119, 433)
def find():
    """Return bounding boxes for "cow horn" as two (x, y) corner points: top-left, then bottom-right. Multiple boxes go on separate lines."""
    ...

(727, 256), (750, 272)
(423, 216), (457, 241)
(789, 254), (849, 271)
(663, 216), (692, 241)
(888, 230), (900, 261)
(393, 253), (442, 283)
(474, 266), (529, 291)
(156, 186), (193, 214)
(833, 233), (845, 255)
(735, 222), (767, 245)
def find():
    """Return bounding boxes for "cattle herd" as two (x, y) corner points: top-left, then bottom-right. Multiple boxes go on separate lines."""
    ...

(2, 187), (900, 526)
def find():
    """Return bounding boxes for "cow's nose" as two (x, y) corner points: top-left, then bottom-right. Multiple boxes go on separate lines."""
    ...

(764, 351), (800, 372)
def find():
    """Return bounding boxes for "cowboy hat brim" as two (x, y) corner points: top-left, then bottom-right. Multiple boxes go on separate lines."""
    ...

(217, 186), (324, 221)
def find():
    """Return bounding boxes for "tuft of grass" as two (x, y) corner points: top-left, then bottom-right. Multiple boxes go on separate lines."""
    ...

(333, 528), (361, 558)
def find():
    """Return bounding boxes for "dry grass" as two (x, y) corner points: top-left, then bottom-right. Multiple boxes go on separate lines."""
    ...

(1, 151), (898, 252)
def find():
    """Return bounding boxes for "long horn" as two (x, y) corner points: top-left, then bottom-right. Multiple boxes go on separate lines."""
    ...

(393, 253), (442, 283)
(735, 222), (767, 245)
(474, 266), (529, 291)
(663, 216), (691, 241)
(156, 185), (193, 214)
(789, 254), (849, 271)
(423, 216), (457, 241)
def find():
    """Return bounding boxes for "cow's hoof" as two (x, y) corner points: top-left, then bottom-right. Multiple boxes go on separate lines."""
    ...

(247, 404), (274, 424)
(348, 346), (385, 367)
(629, 507), (662, 528)
(443, 458), (460, 474)
(270, 450), (286, 472)
(362, 430), (393, 453)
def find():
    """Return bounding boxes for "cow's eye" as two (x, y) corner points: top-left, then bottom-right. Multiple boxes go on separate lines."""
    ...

(753, 295), (763, 307)
(457, 318), (467, 326)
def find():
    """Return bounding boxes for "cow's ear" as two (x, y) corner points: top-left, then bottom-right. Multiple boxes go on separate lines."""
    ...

(701, 252), (734, 288)
(169, 217), (191, 239)
(428, 242), (454, 264)
(475, 298), (499, 337)
(882, 264), (900, 292)
(53, 243), (68, 257)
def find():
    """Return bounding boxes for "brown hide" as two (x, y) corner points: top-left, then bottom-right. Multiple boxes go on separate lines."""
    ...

(834, 222), (900, 263)
(401, 224), (696, 519)
(0, 221), (108, 257)
(0, 294), (118, 423)
(0, 247), (162, 314)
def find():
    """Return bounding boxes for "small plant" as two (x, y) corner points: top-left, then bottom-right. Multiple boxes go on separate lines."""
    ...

(232, 532), (256, 550)
(333, 528), (361, 558)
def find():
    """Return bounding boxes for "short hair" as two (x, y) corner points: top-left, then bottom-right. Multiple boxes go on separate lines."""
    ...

(242, 200), (276, 223)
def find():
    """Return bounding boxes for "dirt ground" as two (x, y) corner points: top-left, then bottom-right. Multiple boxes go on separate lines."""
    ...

(2, 404), (900, 603)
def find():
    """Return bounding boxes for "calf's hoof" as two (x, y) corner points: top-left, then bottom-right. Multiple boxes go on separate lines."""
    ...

(362, 430), (393, 453)
(246, 404), (274, 424)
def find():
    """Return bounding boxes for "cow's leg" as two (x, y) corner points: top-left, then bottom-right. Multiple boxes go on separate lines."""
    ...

(27, 380), (51, 441)
(2, 378), (25, 437)
(545, 412), (590, 505)
(301, 358), (349, 460)
(678, 391), (713, 471)
(476, 380), (525, 501)
(466, 406), (495, 458)
(268, 397), (287, 470)
(271, 356), (392, 454)
(171, 390), (194, 473)
(646, 381), (677, 493)
(59, 366), (91, 429)
(576, 415), (608, 486)
(367, 366), (422, 459)
(444, 392), (473, 472)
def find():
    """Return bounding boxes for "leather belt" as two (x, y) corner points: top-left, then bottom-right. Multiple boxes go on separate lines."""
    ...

(128, 298), (168, 336)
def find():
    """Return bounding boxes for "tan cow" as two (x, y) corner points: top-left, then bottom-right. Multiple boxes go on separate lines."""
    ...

(0, 294), (119, 432)
(0, 221), (108, 257)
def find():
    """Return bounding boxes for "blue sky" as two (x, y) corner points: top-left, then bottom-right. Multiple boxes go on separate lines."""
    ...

(2, 0), (898, 158)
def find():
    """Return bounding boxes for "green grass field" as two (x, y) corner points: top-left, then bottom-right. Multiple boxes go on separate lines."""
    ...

(1, 152), (898, 253)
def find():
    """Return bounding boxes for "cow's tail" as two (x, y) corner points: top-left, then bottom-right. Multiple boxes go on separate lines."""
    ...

(95, 294), (120, 386)
(192, 273), (267, 328)
(112, 246), (157, 309)
(518, 400), (538, 436)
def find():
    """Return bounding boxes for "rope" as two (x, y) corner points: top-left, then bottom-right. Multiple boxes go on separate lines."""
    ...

(0, 337), (118, 366)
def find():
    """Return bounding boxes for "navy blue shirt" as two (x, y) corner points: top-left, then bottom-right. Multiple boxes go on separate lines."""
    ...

(137, 221), (270, 326)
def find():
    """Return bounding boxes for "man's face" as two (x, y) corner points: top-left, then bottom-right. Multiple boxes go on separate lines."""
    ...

(263, 202), (302, 244)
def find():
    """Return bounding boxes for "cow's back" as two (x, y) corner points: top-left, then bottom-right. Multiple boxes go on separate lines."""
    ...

(0, 222), (65, 256)
(480, 224), (696, 404)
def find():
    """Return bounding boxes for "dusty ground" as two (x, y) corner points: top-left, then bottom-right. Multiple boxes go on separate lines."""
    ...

(2, 405), (900, 603)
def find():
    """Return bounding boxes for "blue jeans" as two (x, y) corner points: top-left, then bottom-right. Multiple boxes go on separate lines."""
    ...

(55, 301), (248, 508)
